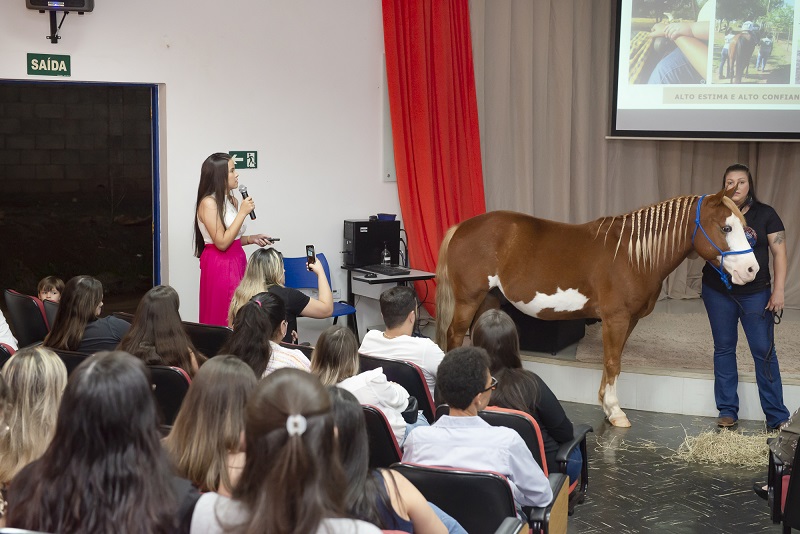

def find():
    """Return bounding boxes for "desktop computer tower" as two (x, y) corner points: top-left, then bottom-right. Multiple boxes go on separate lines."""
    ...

(343, 219), (401, 267)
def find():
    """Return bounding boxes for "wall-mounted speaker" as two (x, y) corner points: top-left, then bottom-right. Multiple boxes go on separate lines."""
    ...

(26, 0), (94, 12)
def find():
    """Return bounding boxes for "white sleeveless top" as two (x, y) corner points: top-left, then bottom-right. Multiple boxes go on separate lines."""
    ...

(197, 195), (246, 244)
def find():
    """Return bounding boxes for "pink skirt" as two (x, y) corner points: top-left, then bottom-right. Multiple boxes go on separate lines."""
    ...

(199, 239), (246, 326)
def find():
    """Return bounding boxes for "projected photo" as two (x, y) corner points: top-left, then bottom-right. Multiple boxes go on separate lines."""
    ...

(712, 0), (795, 84)
(629, 0), (712, 84)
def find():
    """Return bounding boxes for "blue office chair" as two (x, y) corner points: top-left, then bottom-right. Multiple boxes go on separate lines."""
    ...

(283, 252), (358, 338)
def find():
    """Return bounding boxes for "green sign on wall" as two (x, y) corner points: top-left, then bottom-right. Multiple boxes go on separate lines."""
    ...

(27, 53), (71, 77)
(229, 151), (258, 169)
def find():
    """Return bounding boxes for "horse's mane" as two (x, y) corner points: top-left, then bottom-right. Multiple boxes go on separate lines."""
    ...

(594, 195), (699, 271)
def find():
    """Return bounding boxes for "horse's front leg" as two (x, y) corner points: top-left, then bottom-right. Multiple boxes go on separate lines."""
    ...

(598, 316), (637, 427)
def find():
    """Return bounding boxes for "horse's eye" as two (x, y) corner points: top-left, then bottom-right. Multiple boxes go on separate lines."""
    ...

(722, 225), (732, 233)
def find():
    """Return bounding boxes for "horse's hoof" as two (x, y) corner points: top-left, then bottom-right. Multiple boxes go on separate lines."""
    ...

(608, 415), (631, 427)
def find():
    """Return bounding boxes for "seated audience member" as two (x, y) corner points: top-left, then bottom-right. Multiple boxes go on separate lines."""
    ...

(117, 285), (204, 377)
(37, 275), (64, 303)
(43, 275), (130, 353)
(753, 405), (800, 500)
(329, 387), (454, 534)
(313, 325), (427, 446)
(6, 351), (200, 533)
(221, 292), (310, 378)
(166, 355), (256, 496)
(402, 347), (552, 509)
(0, 347), (67, 528)
(190, 368), (381, 534)
(358, 286), (445, 398)
(472, 309), (582, 483)
(0, 310), (17, 351)
(228, 247), (333, 343)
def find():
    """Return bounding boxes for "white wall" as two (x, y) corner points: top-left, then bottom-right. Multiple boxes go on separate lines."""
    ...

(0, 0), (401, 329)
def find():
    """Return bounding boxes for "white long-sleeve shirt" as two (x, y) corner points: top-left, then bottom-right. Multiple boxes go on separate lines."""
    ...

(402, 415), (552, 507)
(338, 367), (409, 444)
(0, 310), (18, 351)
(358, 330), (444, 398)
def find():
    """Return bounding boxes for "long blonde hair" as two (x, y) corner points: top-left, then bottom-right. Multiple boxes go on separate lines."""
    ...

(228, 248), (285, 326)
(311, 325), (360, 386)
(0, 346), (67, 483)
(164, 355), (256, 494)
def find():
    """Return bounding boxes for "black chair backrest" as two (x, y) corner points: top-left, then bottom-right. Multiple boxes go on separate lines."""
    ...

(52, 349), (92, 376)
(359, 353), (435, 423)
(0, 343), (14, 369)
(784, 442), (800, 531)
(182, 321), (232, 358)
(390, 463), (517, 533)
(43, 299), (59, 330)
(362, 405), (402, 469)
(4, 290), (49, 348)
(149, 365), (191, 426)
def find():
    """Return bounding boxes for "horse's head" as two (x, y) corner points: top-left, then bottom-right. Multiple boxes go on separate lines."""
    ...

(692, 188), (759, 286)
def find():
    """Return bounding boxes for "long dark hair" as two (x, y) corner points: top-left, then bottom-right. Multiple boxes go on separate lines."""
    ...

(194, 152), (235, 258)
(471, 309), (523, 373)
(118, 285), (203, 377)
(44, 275), (103, 351)
(490, 367), (541, 418)
(6, 351), (177, 533)
(229, 368), (346, 534)
(220, 293), (274, 377)
(328, 387), (399, 529)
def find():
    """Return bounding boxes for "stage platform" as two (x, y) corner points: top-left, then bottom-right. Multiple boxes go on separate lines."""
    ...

(521, 299), (800, 423)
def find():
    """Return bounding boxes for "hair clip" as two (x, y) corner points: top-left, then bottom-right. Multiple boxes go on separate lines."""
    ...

(253, 300), (262, 307)
(286, 414), (307, 436)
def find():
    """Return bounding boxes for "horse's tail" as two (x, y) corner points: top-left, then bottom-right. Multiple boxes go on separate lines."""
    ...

(435, 224), (459, 350)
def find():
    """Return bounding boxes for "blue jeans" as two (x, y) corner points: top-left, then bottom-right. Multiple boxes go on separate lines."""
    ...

(428, 502), (467, 534)
(566, 446), (583, 485)
(756, 53), (768, 71)
(702, 285), (790, 427)
(648, 47), (705, 84)
(402, 412), (429, 445)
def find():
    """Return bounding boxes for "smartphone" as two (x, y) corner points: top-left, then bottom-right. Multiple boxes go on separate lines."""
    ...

(306, 245), (316, 271)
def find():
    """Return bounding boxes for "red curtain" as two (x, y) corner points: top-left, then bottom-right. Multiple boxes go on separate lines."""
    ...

(382, 0), (486, 316)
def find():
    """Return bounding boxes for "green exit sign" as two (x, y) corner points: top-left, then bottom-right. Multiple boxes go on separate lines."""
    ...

(27, 53), (71, 77)
(229, 151), (257, 169)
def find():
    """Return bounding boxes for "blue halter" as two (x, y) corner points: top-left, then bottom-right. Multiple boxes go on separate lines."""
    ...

(691, 195), (753, 290)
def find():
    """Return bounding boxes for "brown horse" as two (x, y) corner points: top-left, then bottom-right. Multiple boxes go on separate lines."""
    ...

(435, 189), (758, 427)
(728, 30), (759, 83)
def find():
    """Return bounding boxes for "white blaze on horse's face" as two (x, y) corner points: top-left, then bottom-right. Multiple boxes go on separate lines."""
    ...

(488, 275), (589, 317)
(720, 212), (759, 285)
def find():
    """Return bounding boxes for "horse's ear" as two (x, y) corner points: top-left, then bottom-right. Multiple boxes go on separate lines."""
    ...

(705, 188), (730, 205)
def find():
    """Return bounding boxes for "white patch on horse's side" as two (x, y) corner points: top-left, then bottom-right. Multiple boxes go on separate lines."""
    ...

(602, 382), (626, 421)
(489, 275), (588, 317)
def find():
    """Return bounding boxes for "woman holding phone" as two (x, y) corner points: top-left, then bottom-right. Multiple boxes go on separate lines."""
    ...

(193, 152), (273, 326)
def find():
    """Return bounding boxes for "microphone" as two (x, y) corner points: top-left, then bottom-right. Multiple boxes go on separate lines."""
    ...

(238, 184), (256, 220)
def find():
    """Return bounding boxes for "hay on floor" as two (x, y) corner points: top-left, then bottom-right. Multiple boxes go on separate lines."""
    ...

(675, 428), (774, 468)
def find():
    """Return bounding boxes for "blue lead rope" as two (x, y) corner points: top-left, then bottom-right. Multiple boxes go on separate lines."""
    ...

(691, 195), (754, 291)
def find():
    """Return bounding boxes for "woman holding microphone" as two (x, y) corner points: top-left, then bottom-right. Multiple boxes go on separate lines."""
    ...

(194, 153), (272, 326)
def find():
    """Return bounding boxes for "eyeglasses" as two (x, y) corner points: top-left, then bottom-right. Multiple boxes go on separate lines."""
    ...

(480, 376), (498, 393)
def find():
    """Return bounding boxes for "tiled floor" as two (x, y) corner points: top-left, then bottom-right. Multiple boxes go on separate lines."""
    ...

(563, 401), (781, 533)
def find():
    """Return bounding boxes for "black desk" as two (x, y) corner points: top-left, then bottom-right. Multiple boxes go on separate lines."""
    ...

(342, 266), (436, 332)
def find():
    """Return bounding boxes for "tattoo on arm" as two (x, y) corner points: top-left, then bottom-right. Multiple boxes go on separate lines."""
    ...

(773, 231), (785, 245)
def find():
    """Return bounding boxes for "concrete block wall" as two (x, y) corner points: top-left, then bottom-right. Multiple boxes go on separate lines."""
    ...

(0, 83), (152, 201)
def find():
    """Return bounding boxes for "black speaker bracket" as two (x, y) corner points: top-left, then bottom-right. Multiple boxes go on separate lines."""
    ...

(46, 10), (67, 44)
